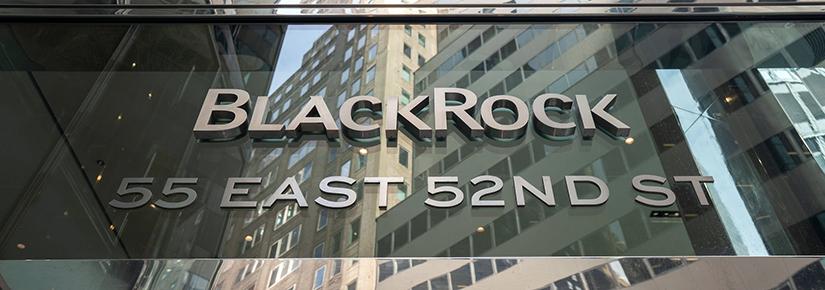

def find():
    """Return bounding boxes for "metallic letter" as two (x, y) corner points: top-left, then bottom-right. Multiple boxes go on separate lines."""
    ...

(575, 94), (630, 139)
(317, 176), (357, 208)
(155, 177), (199, 209)
(633, 175), (676, 207)
(480, 95), (529, 140)
(434, 88), (483, 139)
(513, 176), (556, 206)
(385, 95), (432, 140)
(248, 96), (285, 139)
(193, 89), (250, 140)
(221, 177), (259, 208)
(565, 175), (609, 206)
(364, 177), (405, 209)
(261, 176), (309, 208)
(470, 175), (504, 207)
(110, 177), (154, 209)
(285, 96), (340, 139)
(533, 93), (576, 138)
(673, 176), (714, 206)
(340, 96), (382, 140)
(425, 176), (464, 208)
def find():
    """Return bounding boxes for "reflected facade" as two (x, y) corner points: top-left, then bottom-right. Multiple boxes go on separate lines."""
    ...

(2, 257), (824, 289)
(3, 18), (825, 290)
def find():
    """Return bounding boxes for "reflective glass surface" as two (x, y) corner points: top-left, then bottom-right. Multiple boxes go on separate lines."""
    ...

(5, 22), (825, 270)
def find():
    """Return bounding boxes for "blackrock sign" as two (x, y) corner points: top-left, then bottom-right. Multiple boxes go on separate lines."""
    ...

(109, 88), (715, 211)
(192, 88), (631, 141)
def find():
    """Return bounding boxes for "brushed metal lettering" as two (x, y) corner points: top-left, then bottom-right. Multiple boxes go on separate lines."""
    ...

(340, 96), (382, 140)
(385, 95), (432, 140)
(532, 93), (576, 138)
(434, 87), (483, 139)
(479, 95), (529, 140)
(220, 177), (259, 208)
(425, 176), (464, 208)
(193, 89), (250, 140)
(576, 94), (630, 139)
(285, 96), (339, 138)
(248, 96), (285, 139)
(513, 176), (556, 206)
(673, 175), (714, 206)
(633, 175), (676, 207)
(566, 175), (610, 206)
(317, 176), (357, 208)
(364, 176), (405, 209)
(470, 175), (504, 207)
(261, 176), (309, 208)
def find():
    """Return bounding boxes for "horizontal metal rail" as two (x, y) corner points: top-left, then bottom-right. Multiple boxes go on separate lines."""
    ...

(0, 2), (825, 22)
(2, 2), (825, 8)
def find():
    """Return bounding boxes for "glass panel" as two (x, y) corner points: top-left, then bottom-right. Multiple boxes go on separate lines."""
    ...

(4, 22), (825, 271)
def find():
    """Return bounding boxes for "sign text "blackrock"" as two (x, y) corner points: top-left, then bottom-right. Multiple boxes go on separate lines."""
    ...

(192, 88), (631, 142)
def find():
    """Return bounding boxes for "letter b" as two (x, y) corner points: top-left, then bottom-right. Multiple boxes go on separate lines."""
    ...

(193, 89), (250, 140)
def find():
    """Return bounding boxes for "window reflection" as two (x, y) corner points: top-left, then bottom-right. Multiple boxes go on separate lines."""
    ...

(5, 21), (825, 284)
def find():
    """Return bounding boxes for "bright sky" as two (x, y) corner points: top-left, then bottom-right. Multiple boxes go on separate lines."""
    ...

(268, 24), (331, 96)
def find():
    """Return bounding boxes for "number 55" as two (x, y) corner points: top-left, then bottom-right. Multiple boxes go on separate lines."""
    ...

(108, 178), (198, 209)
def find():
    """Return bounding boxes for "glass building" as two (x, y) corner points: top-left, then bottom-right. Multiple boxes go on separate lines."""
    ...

(1, 1), (825, 289)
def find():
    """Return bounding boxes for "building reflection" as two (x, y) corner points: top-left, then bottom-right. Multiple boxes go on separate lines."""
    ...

(212, 22), (436, 290)
(5, 257), (824, 289)
(213, 256), (825, 289)
(2, 17), (825, 290)
(379, 22), (825, 260)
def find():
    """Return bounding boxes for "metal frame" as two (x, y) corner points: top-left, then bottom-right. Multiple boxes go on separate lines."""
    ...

(0, 2), (824, 22)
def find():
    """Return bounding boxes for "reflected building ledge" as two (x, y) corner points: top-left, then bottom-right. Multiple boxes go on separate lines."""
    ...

(0, 257), (822, 289)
